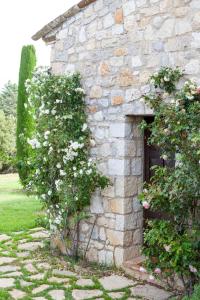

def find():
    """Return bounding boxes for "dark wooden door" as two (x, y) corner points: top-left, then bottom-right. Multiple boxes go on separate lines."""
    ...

(143, 117), (174, 222)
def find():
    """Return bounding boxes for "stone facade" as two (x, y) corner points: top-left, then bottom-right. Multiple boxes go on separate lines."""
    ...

(42, 0), (200, 266)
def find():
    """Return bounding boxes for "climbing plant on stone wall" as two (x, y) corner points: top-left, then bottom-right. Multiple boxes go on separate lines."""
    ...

(139, 67), (200, 296)
(25, 67), (109, 255)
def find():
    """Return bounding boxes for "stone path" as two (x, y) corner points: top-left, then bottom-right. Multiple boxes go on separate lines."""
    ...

(0, 228), (174, 299)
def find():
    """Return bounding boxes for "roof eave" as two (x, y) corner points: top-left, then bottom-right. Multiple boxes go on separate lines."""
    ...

(32, 0), (97, 42)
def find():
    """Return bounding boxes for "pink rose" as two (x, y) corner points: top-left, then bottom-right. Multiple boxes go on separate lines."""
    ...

(189, 265), (197, 273)
(154, 268), (161, 274)
(143, 201), (150, 209)
(197, 87), (200, 94)
(139, 267), (147, 273)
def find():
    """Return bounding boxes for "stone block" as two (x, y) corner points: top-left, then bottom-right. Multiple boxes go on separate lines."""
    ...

(109, 122), (132, 138)
(123, 1), (136, 17)
(110, 56), (124, 67)
(132, 56), (143, 67)
(98, 250), (113, 265)
(117, 68), (136, 87)
(110, 197), (133, 214)
(185, 59), (200, 74)
(99, 62), (110, 76)
(131, 158), (142, 175)
(91, 193), (104, 214)
(79, 27), (86, 43)
(157, 19), (175, 39)
(125, 88), (141, 102)
(90, 86), (103, 98)
(116, 213), (137, 231)
(112, 96), (124, 106)
(115, 8), (124, 24)
(113, 48), (128, 56)
(108, 159), (131, 176)
(103, 13), (115, 28)
(112, 24), (124, 35)
(175, 20), (192, 35)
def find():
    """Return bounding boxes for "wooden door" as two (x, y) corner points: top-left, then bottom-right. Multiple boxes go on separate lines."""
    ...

(143, 117), (174, 222)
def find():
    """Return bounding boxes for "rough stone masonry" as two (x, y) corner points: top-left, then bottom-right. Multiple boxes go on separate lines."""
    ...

(33, 0), (200, 266)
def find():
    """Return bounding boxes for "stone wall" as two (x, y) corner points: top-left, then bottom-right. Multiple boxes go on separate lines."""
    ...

(48, 0), (200, 265)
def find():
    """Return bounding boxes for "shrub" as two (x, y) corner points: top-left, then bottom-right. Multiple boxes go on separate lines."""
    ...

(182, 285), (200, 300)
(16, 45), (36, 186)
(0, 110), (16, 172)
(139, 67), (200, 296)
(25, 68), (109, 255)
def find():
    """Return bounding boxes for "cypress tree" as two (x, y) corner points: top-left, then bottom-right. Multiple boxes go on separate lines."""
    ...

(16, 45), (36, 186)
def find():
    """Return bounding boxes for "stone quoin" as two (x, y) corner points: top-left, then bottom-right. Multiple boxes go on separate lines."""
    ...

(33, 0), (200, 266)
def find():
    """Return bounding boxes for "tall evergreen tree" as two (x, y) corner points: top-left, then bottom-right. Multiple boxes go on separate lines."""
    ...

(16, 45), (36, 186)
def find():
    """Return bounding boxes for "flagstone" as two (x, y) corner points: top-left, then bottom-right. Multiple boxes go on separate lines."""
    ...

(24, 263), (38, 273)
(48, 276), (70, 284)
(18, 241), (43, 251)
(1, 251), (10, 255)
(16, 251), (30, 258)
(3, 271), (23, 277)
(30, 273), (45, 281)
(99, 275), (135, 291)
(32, 284), (50, 294)
(48, 289), (65, 300)
(0, 265), (20, 273)
(108, 292), (126, 299)
(36, 262), (51, 270)
(20, 279), (33, 287)
(0, 257), (16, 265)
(29, 227), (44, 232)
(0, 234), (11, 242)
(52, 269), (76, 277)
(76, 278), (94, 287)
(30, 231), (49, 239)
(72, 289), (103, 300)
(130, 284), (173, 300)
(9, 289), (26, 299)
(0, 277), (15, 288)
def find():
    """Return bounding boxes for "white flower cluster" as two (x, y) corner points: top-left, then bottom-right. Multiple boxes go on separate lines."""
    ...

(63, 141), (84, 163)
(27, 138), (41, 149)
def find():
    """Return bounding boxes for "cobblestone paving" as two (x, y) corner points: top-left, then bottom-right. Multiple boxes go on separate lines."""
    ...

(0, 228), (174, 299)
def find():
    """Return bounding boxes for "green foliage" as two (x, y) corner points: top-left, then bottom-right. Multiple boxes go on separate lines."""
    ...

(0, 110), (16, 172)
(0, 289), (10, 300)
(25, 68), (109, 247)
(0, 82), (17, 172)
(0, 174), (42, 233)
(139, 67), (200, 296)
(182, 285), (200, 300)
(16, 45), (36, 186)
(0, 81), (17, 117)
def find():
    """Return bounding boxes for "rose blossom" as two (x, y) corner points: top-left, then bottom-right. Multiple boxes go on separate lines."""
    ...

(154, 268), (161, 274)
(189, 265), (197, 273)
(143, 201), (150, 209)
(139, 267), (147, 273)
(149, 275), (155, 281)
(197, 86), (200, 94)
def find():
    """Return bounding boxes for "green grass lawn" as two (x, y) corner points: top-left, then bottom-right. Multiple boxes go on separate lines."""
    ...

(0, 173), (42, 233)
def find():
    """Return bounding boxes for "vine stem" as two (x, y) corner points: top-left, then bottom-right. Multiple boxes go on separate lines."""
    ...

(83, 215), (98, 260)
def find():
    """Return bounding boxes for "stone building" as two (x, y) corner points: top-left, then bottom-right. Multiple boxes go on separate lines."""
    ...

(33, 0), (200, 266)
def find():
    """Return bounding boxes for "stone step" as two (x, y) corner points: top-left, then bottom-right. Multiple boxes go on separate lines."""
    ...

(122, 256), (184, 292)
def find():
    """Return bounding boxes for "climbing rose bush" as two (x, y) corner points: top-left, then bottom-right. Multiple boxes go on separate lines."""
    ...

(139, 67), (200, 296)
(25, 67), (109, 242)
